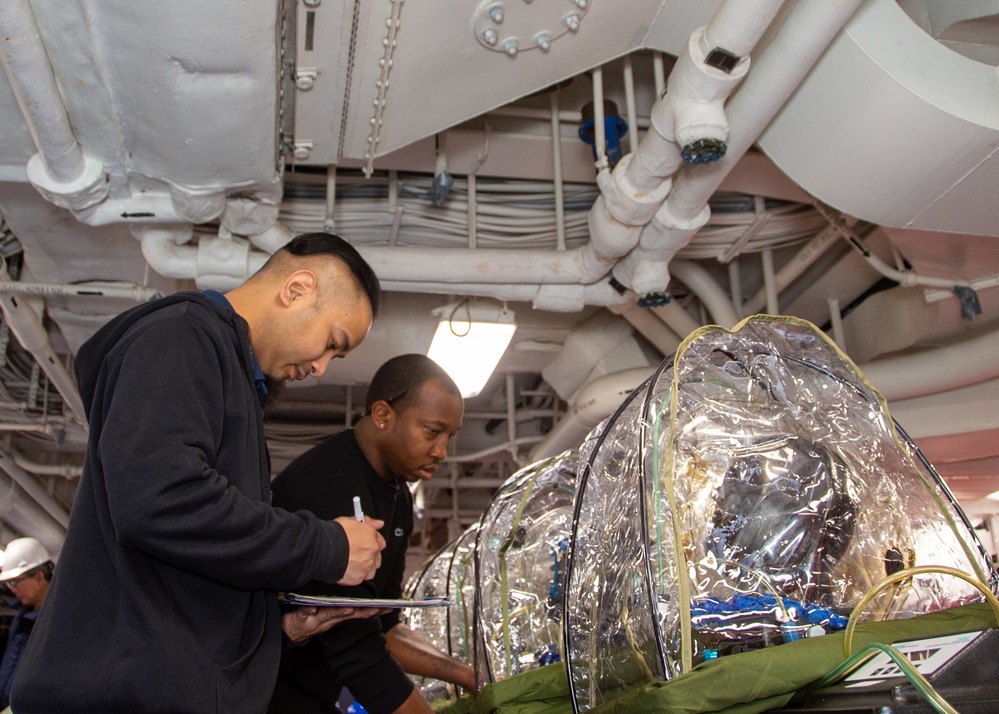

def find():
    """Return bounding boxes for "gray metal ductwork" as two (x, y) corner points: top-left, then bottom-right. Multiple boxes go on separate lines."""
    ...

(0, 475), (65, 556)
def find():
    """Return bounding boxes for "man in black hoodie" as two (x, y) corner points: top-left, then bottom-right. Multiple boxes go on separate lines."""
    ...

(11, 233), (387, 714)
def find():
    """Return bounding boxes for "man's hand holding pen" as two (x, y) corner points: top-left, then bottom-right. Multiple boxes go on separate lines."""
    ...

(336, 514), (386, 585)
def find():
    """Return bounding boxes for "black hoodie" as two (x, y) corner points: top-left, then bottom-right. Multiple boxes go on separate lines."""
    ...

(12, 293), (349, 714)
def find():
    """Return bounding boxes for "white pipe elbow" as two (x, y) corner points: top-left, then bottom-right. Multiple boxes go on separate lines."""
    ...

(670, 259), (741, 328)
(135, 225), (198, 280)
(652, 28), (750, 156)
(247, 221), (294, 254)
(195, 235), (265, 290)
(25, 152), (109, 212)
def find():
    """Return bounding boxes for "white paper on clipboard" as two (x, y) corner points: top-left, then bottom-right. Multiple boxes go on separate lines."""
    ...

(280, 592), (453, 609)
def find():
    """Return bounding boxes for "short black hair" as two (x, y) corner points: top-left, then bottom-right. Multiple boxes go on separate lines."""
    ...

(365, 354), (460, 413)
(277, 232), (381, 317)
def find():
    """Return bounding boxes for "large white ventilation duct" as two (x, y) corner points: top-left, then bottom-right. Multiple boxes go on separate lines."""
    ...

(858, 327), (999, 403)
(757, 0), (999, 237)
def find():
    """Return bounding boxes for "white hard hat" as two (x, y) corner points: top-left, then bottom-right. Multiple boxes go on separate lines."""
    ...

(0, 537), (50, 581)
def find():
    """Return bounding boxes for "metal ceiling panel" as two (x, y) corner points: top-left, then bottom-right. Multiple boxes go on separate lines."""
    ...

(322, 0), (721, 164)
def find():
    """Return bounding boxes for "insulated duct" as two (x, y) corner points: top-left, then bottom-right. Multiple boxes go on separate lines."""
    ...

(858, 327), (999, 402)
(0, 0), (108, 211)
(614, 0), (866, 301)
(589, 0), (786, 304)
(756, 0), (999, 238)
(530, 367), (654, 461)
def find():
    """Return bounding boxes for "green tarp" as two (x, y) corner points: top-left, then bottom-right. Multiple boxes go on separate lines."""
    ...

(444, 602), (996, 714)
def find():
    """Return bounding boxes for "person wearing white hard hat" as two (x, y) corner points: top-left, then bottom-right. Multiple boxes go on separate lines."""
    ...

(0, 537), (53, 710)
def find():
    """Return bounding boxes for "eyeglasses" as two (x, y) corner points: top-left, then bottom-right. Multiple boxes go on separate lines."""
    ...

(4, 574), (31, 592)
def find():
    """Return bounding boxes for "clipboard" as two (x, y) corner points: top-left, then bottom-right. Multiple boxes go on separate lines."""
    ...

(280, 592), (453, 609)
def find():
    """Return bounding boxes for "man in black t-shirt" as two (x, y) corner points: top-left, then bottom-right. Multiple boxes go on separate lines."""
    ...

(269, 354), (476, 714)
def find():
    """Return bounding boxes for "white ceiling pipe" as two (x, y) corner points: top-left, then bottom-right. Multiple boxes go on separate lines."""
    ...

(136, 222), (634, 309)
(0, 450), (71, 529)
(73, 193), (183, 226)
(831, 214), (970, 292)
(12, 452), (82, 479)
(652, 301), (702, 341)
(221, 199), (291, 254)
(591, 67), (608, 170)
(136, 226), (267, 287)
(670, 25), (752, 162)
(0, 0), (107, 211)
(246, 221), (294, 255)
(0, 423), (56, 434)
(0, 476), (65, 555)
(379, 280), (632, 312)
(761, 248), (779, 314)
(670, 259), (740, 328)
(615, 200), (711, 297)
(575, 155), (674, 280)
(577, 1), (776, 293)
(138, 222), (605, 287)
(549, 93), (566, 251)
(0, 280), (160, 302)
(925, 274), (999, 305)
(665, 0), (866, 224)
(743, 223), (840, 315)
(613, 0), (781, 296)
(623, 4), (764, 196)
(445, 437), (543, 463)
(194, 234), (263, 290)
(620, 0), (863, 299)
(859, 328), (999, 402)
(362, 245), (603, 284)
(622, 55), (639, 154)
(887, 376), (999, 441)
(614, 303), (682, 358)
(135, 225), (199, 279)
(529, 367), (655, 461)
(0, 270), (87, 425)
(702, 0), (789, 58)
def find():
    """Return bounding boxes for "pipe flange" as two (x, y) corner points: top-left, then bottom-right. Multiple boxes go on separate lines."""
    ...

(473, 0), (589, 55)
(25, 153), (109, 211)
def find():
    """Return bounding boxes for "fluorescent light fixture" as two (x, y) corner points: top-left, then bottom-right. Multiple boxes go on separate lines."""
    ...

(427, 302), (516, 398)
(987, 490), (999, 502)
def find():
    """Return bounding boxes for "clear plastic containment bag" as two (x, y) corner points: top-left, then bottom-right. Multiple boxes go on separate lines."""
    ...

(403, 452), (578, 705)
(404, 522), (480, 706)
(563, 316), (996, 712)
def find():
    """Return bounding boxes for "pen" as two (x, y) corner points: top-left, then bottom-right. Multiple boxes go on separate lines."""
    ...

(353, 496), (364, 522)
